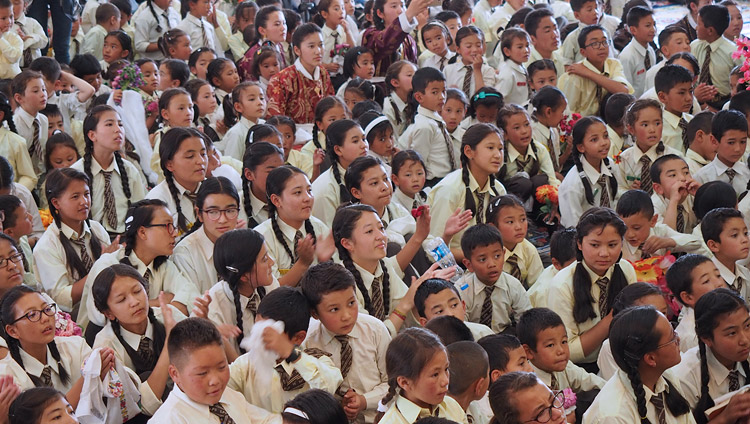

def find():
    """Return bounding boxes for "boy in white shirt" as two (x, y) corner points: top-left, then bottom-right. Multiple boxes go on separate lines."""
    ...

(0, 0), (22, 79)
(665, 254), (727, 353)
(693, 110), (749, 197)
(616, 189), (707, 262)
(150, 317), (280, 424)
(11, 0), (47, 68)
(415, 279), (494, 342)
(81, 3), (121, 61)
(703, 208), (750, 299)
(651, 155), (700, 234)
(528, 228), (577, 308)
(684, 111), (716, 175)
(447, 341), (491, 424)
(11, 70), (48, 175)
(644, 26), (690, 89)
(523, 8), (565, 77)
(559, 0), (608, 65)
(619, 6), (656, 98)
(30, 57), (95, 135)
(655, 64), (694, 154)
(300, 262), (391, 423)
(228, 286), (342, 414)
(475, 334), (534, 419)
(472, 0), (502, 57)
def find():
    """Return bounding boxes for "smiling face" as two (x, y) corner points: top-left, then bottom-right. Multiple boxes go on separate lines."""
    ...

(52, 178), (91, 225)
(313, 287), (359, 335)
(103, 275), (149, 329)
(247, 242), (275, 288)
(577, 224), (623, 276)
(169, 343), (229, 405)
(527, 324), (569, 372)
(629, 14), (656, 45)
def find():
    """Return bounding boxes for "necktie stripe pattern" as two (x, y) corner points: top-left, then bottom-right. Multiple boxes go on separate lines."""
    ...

(597, 175), (611, 208)
(676, 205), (685, 233)
(506, 254), (524, 287)
(209, 403), (236, 424)
(437, 121), (458, 171)
(650, 392), (667, 424)
(699, 47), (712, 86)
(639, 155), (653, 195)
(370, 275), (386, 321)
(480, 285), (494, 327)
(678, 118), (689, 152)
(30, 118), (42, 167)
(335, 335), (353, 379)
(102, 170), (118, 229)
(39, 365), (53, 387)
(70, 237), (94, 273)
(462, 65), (473, 99)
(596, 277), (610, 316)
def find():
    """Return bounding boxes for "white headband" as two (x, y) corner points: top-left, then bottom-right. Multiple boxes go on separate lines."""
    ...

(283, 407), (310, 420)
(364, 116), (390, 138)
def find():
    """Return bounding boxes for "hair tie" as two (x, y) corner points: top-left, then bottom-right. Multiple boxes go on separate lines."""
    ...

(226, 265), (239, 273)
(124, 216), (134, 231)
(283, 407), (309, 420)
(364, 116), (389, 139)
(472, 91), (501, 102)
(377, 400), (389, 413)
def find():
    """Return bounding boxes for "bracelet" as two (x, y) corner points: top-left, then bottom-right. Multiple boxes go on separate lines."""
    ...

(285, 346), (302, 364)
(392, 308), (407, 321)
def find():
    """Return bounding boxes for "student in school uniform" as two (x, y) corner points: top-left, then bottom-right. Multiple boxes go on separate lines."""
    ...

(648, 156), (700, 237)
(12, 70), (49, 177)
(383, 61), (417, 141)
(0, 160), (44, 240)
(81, 3), (121, 61)
(177, 0), (217, 53)
(495, 28), (533, 106)
(0, 0), (22, 79)
(70, 17), (85, 61)
(415, 279), (494, 342)
(693, 110), (749, 197)
(221, 82), (267, 161)
(703, 208), (750, 300)
(443, 26), (497, 101)
(242, 142), (284, 228)
(684, 111), (716, 176)
(618, 7), (657, 98)
(418, 21), (455, 72)
(523, 9), (565, 77)
(12, 0), (48, 69)
(0, 101), (36, 192)
(134, 0), (181, 60)
(656, 65), (695, 154)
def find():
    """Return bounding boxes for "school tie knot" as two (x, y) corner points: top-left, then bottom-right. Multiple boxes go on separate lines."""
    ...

(650, 392), (667, 424)
(699, 47), (713, 86)
(209, 402), (236, 424)
(597, 174), (611, 208)
(726, 167), (738, 184)
(480, 285), (495, 328)
(39, 365), (53, 387)
(595, 277), (610, 316)
(70, 236), (94, 274)
(274, 363), (307, 391)
(142, 268), (152, 295)
(246, 292), (260, 317)
(474, 190), (487, 224)
(549, 373), (559, 391)
(138, 336), (156, 366)
(676, 204), (686, 233)
(639, 155), (653, 194)
(293, 230), (303, 262)
(101, 170), (118, 230)
(729, 369), (741, 392)
(185, 190), (198, 206)
(644, 51), (651, 70)
(335, 335), (353, 379)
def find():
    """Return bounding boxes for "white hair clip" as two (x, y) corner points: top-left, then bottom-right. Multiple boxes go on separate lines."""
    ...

(225, 265), (239, 273)
(283, 407), (309, 420)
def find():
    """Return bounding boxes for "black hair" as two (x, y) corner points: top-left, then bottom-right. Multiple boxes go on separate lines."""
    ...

(326, 119), (361, 204)
(517, 307), (565, 351)
(92, 264), (166, 378)
(447, 341), (489, 395)
(222, 81), (262, 128)
(571, 117), (617, 205)
(8, 387), (67, 424)
(282, 389), (349, 424)
(477, 334), (524, 373)
(105, 59), (131, 83)
(256, 286), (310, 339)
(570, 0), (597, 12)
(266, 165), (317, 264)
(69, 53), (101, 80)
(626, 5), (653, 26)
(242, 141), (284, 227)
(345, 156), (388, 205)
(499, 27), (531, 60)
(460, 123), (502, 218)
(550, 228), (577, 265)
(188, 48), (216, 70)
(525, 7), (555, 36)
(655, 64), (694, 95)
(699, 4), (730, 35)
(604, 93), (636, 127)
(531, 86), (566, 118)
(572, 208), (628, 323)
(713, 110), (748, 143)
(610, 282), (663, 317)
(424, 314), (474, 345)
(421, 20), (453, 49)
(461, 223), (504, 260)
(232, 1), (259, 34)
(658, 25), (688, 52)
(312, 96), (347, 151)
(488, 372), (542, 424)
(485, 194), (525, 229)
(105, 30), (133, 61)
(414, 278), (461, 319)
(10, 70), (43, 98)
(443, 0), (472, 19)
(693, 181), (737, 220)
(0, 92), (16, 134)
(650, 154), (688, 184)
(0, 156), (13, 191)
(45, 168), (103, 279)
(213, 229), (267, 345)
(665, 254), (714, 306)
(577, 24), (606, 50)
(159, 127), (205, 233)
(250, 46), (281, 80)
(701, 207), (744, 245)
(167, 317), (223, 367)
(160, 59), (190, 87)
(405, 67), (446, 123)
(206, 58), (235, 90)
(332, 204), (391, 319)
(342, 46), (374, 79)
(300, 261), (356, 308)
(190, 176), (240, 234)
(119, 199), (170, 271)
(27, 56), (61, 83)
(435, 10), (461, 24)
(391, 149), (426, 176)
(728, 90), (750, 118)
(292, 23), (322, 48)
(247, 123), (283, 146)
(609, 306), (691, 424)
(508, 8), (533, 29)
(468, 87), (503, 120)
(158, 29), (189, 58)
(0, 286), (70, 387)
(616, 189), (654, 218)
(352, 100), (383, 119)
(0, 195), (22, 229)
(666, 51), (699, 76)
(345, 77), (384, 107)
(252, 6), (283, 45)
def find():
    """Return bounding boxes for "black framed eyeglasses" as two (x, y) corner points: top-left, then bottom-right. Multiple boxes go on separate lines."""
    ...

(0, 252), (23, 268)
(200, 207), (240, 221)
(584, 40), (608, 49)
(11, 303), (56, 324)
(523, 391), (565, 423)
(145, 223), (177, 234)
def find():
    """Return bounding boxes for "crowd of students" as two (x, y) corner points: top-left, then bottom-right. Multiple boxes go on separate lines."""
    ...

(0, 0), (746, 421)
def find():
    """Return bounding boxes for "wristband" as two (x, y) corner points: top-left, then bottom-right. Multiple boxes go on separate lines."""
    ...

(392, 308), (407, 321)
(285, 345), (302, 363)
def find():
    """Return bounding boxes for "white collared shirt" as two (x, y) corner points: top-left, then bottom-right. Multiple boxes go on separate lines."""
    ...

(691, 36), (742, 97)
(614, 142), (683, 194)
(619, 39), (656, 98)
(686, 149), (712, 176)
(14, 14), (47, 64)
(379, 394), (466, 424)
(676, 306), (697, 353)
(524, 46), (566, 76)
(456, 271), (532, 333)
(221, 116), (264, 161)
(559, 158), (617, 228)
(256, 214), (330, 278)
(504, 239), (545, 288)
(134, 3), (181, 60)
(145, 178), (202, 236)
(651, 193), (698, 234)
(503, 141), (561, 187)
(712, 257), (750, 300)
(384, 93), (409, 140)
(528, 265), (560, 308)
(13, 106), (48, 174)
(401, 106), (459, 180)
(694, 155), (750, 197)
(294, 57), (320, 80)
(418, 50), (454, 71)
(675, 344), (748, 409)
(322, 23), (346, 70)
(81, 24), (108, 60)
(496, 60), (530, 105)
(311, 163), (348, 224)
(532, 360), (605, 392)
(444, 61), (498, 100)
(178, 13), (217, 52)
(10, 182), (44, 238)
(172, 225), (219, 293)
(621, 223), (708, 262)
(661, 110), (693, 154)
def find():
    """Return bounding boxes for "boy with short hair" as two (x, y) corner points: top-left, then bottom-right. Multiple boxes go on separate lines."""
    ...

(559, 0), (618, 65)
(458, 224), (531, 334)
(558, 25), (633, 117)
(81, 3), (121, 61)
(650, 155), (701, 234)
(690, 4), (740, 109)
(228, 286), (342, 414)
(616, 189), (706, 261)
(528, 228), (577, 308)
(414, 278), (494, 341)
(69, 53), (110, 97)
(702, 207), (750, 298)
(41, 104), (64, 137)
(0, 0), (22, 79)
(673, 0), (712, 41)
(300, 262), (390, 423)
(645, 25), (691, 88)
(666, 253), (726, 352)
(693, 109), (749, 196)
(425, 315), (475, 345)
(151, 317), (280, 424)
(446, 341), (491, 424)
(684, 110), (716, 175)
(619, 6), (656, 98)
(523, 8), (565, 77)
(11, 69), (47, 175)
(656, 64), (695, 154)
(475, 334), (534, 418)
(0, 194), (36, 287)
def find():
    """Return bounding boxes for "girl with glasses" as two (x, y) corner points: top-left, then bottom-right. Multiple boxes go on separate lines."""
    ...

(79, 199), (200, 341)
(173, 176), (242, 293)
(489, 371), (566, 424)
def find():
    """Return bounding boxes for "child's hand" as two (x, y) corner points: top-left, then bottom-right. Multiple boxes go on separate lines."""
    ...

(340, 19), (349, 30)
(322, 62), (340, 73)
(564, 63), (593, 79)
(686, 179), (701, 196)
(216, 119), (228, 135)
(207, 3), (219, 27)
(98, 347), (116, 381)
(296, 234), (316, 265)
(313, 148), (326, 166)
(160, 291), (178, 333)
(236, 219), (246, 229)
(262, 326), (296, 360)
(566, 411), (577, 423)
(416, 8), (429, 27)
(112, 89), (123, 104)
(641, 236), (676, 254)
(667, 179), (687, 201)
(414, 205), (431, 242)
(629, 179), (641, 190)
(343, 389), (367, 419)
(471, 54), (483, 71)
(315, 230), (336, 263)
(694, 83), (718, 104)
(720, 392), (750, 422)
(0, 376), (19, 421)
(15, 27), (28, 41)
(405, 0), (430, 22)
(191, 290), (212, 319)
(216, 324), (242, 342)
(103, 236), (122, 254)
(443, 207), (473, 238)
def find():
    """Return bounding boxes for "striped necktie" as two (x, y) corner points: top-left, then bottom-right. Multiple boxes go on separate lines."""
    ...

(596, 277), (610, 316)
(29, 118), (42, 167)
(462, 65), (473, 98)
(650, 392), (667, 424)
(370, 274), (385, 320)
(699, 47), (712, 86)
(39, 365), (53, 387)
(17, 22), (32, 67)
(597, 175), (611, 208)
(676, 204), (686, 233)
(209, 403), (236, 424)
(639, 155), (653, 194)
(335, 335), (353, 379)
(480, 285), (494, 327)
(70, 236), (94, 272)
(506, 254), (524, 287)
(101, 170), (118, 230)
(679, 117), (689, 152)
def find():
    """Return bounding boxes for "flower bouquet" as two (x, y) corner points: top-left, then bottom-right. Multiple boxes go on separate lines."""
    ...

(558, 113), (581, 157)
(562, 388), (577, 416)
(330, 43), (351, 70)
(535, 184), (559, 224)
(111, 64), (147, 106)
(732, 37), (750, 88)
(55, 310), (82, 337)
(629, 254), (680, 319)
(39, 209), (53, 229)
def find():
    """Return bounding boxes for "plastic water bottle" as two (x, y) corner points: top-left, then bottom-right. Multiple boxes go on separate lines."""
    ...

(425, 237), (465, 286)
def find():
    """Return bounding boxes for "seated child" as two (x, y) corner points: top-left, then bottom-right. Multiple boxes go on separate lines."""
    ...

(424, 315), (476, 346)
(475, 333), (535, 419)
(655, 64), (695, 154)
(528, 228), (577, 308)
(702, 208), (750, 299)
(650, 154), (701, 234)
(603, 93), (635, 158)
(446, 341), (490, 424)
(281, 389), (349, 424)
(559, 0), (614, 65)
(414, 278), (493, 341)
(692, 181), (737, 244)
(496, 28), (533, 106)
(81, 3), (120, 61)
(0, 195), (37, 287)
(645, 25), (690, 89)
(148, 317), (276, 423)
(488, 371), (568, 424)
(390, 150), (429, 212)
(228, 286), (342, 413)
(300, 262), (390, 423)
(666, 254), (727, 353)
(457, 224), (532, 334)
(440, 89), (468, 148)
(530, 86), (568, 179)
(616, 189), (707, 262)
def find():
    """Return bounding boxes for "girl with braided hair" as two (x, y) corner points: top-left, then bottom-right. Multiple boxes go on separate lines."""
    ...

(242, 141), (284, 228)
(558, 116), (619, 228)
(149, 88), (195, 182)
(426, 123), (506, 260)
(256, 165), (329, 287)
(584, 305), (691, 423)
(548, 207), (636, 367)
(79, 199), (199, 336)
(34, 168), (114, 313)
(674, 288), (750, 423)
(375, 328), (465, 424)
(91, 264), (185, 415)
(299, 95), (348, 177)
(0, 286), (116, 409)
(0, 92), (36, 191)
(72, 105), (147, 237)
(207, 228), (279, 358)
(383, 61), (417, 140)
(133, 0), (180, 60)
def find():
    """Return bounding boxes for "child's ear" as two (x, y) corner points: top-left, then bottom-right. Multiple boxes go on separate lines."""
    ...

(12, 93), (22, 106)
(269, 193), (282, 209)
(244, 168), (255, 182)
(2, 227), (13, 238)
(650, 214), (658, 227)
(462, 258), (474, 272)
(340, 236), (354, 251)
(293, 45), (302, 58)
(656, 90), (668, 105)
(652, 182), (664, 196)
(706, 239), (721, 254)
(291, 330), (306, 346)
(643, 351), (657, 368)
(396, 375), (410, 392)
(414, 91), (424, 104)
(709, 134), (720, 147)
(523, 344), (535, 360)
(104, 310), (117, 321)
(168, 364), (180, 385)
(679, 291), (694, 308)
(551, 258), (562, 270)
(490, 369), (503, 382)
(418, 316), (428, 326)
(4, 324), (17, 339)
(121, 50), (130, 59)
(350, 187), (362, 201)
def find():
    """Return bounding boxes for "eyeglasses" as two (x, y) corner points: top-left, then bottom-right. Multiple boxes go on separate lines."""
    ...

(584, 40), (609, 49)
(0, 252), (23, 268)
(10, 303), (56, 324)
(145, 223), (177, 234)
(201, 207), (240, 221)
(524, 391), (565, 423)
(656, 330), (680, 350)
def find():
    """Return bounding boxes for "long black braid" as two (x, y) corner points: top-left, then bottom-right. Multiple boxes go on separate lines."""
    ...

(242, 142), (284, 228)
(266, 166), (318, 265)
(147, 0), (163, 32)
(159, 127), (207, 234)
(0, 93), (17, 133)
(110, 308), (166, 378)
(460, 124), (501, 220)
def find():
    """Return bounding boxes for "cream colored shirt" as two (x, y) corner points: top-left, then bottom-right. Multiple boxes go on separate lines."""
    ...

(686, 149), (711, 176)
(651, 193), (698, 234)
(11, 182), (43, 238)
(256, 215), (329, 278)
(621, 223), (709, 262)
(311, 163), (347, 225)
(597, 339), (618, 380)
(524, 46), (565, 76)
(444, 61), (498, 103)
(378, 394), (466, 424)
(133, 3), (180, 60)
(662, 110), (693, 154)
(713, 257), (750, 300)
(402, 106), (460, 180)
(559, 157), (617, 228)
(178, 13), (217, 52)
(221, 116), (263, 161)
(618, 39), (656, 98)
(503, 238), (544, 288)
(559, 58), (633, 117)
(456, 271), (532, 333)
(694, 156), (750, 197)
(172, 225), (219, 293)
(303, 313), (391, 423)
(528, 265), (559, 308)
(384, 93), (409, 139)
(503, 141), (561, 187)
(547, 259), (637, 363)
(14, 14), (47, 64)
(676, 306), (697, 353)
(607, 125), (627, 159)
(531, 119), (562, 173)
(532, 360), (605, 392)
(0, 128), (37, 191)
(81, 24), (108, 61)
(675, 344), (748, 410)
(614, 142), (682, 194)
(13, 106), (48, 175)
(559, 25), (615, 66)
(0, 31), (22, 79)
(690, 36), (742, 97)
(228, 31), (249, 61)
(145, 179), (201, 237)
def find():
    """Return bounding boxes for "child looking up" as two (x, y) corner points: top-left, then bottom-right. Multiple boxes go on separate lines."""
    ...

(414, 278), (494, 340)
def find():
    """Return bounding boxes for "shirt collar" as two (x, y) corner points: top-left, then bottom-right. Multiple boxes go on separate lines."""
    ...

(249, 190), (267, 214)
(710, 156), (744, 177)
(713, 257), (737, 285)
(196, 226), (214, 261)
(706, 345), (747, 387)
(507, 143), (537, 162)
(185, 13), (204, 27)
(118, 315), (155, 350)
(395, 394), (444, 422)
(417, 105), (445, 123)
(686, 149), (711, 166)
(390, 93), (407, 112)
(581, 258), (615, 281)
(19, 344), (60, 377)
(506, 60), (527, 75)
(631, 40), (647, 56)
(663, 109), (683, 128)
(128, 250), (155, 274)
(322, 24), (342, 36)
(91, 157), (119, 175)
(61, 221), (91, 241)
(687, 13), (697, 29)
(581, 157), (612, 184)
(582, 58), (611, 76)
(174, 179), (201, 197)
(294, 58), (320, 80)
(319, 315), (361, 346)
(275, 216), (305, 244)
(471, 272), (500, 296)
(171, 384), (234, 419)
(15, 106), (35, 127)
(221, 280), (253, 309)
(353, 258), (384, 290)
